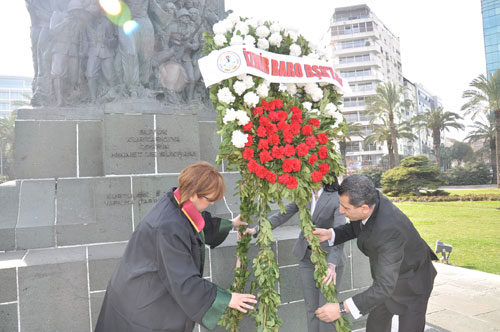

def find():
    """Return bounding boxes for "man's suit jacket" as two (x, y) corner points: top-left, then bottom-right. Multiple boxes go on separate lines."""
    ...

(269, 190), (347, 267)
(333, 191), (438, 315)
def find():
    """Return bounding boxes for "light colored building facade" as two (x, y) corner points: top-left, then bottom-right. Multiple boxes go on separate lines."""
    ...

(330, 5), (404, 172)
(0, 76), (32, 119)
(330, 5), (432, 172)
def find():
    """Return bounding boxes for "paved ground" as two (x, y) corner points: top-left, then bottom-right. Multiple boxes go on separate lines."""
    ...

(354, 262), (500, 332)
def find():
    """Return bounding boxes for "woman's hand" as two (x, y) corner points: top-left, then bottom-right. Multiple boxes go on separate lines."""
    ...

(322, 263), (336, 286)
(228, 293), (257, 313)
(231, 214), (248, 229)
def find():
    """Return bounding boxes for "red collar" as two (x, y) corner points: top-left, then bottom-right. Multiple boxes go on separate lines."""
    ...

(173, 188), (205, 233)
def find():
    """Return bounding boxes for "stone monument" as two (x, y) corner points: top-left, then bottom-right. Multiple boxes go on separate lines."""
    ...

(0, 1), (371, 331)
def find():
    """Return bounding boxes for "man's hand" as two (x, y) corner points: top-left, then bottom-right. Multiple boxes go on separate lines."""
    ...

(315, 303), (340, 323)
(312, 228), (333, 242)
(322, 263), (336, 286)
(228, 293), (257, 313)
(231, 214), (248, 229)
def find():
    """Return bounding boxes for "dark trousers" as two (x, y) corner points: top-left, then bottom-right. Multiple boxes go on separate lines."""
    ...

(365, 294), (431, 332)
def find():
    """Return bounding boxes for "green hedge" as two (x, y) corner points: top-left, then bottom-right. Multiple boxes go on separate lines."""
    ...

(390, 194), (500, 202)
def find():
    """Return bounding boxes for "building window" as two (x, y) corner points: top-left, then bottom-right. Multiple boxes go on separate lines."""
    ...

(346, 142), (360, 152)
(344, 112), (358, 122)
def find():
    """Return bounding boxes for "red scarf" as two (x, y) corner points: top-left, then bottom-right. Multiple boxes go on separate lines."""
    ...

(173, 188), (205, 233)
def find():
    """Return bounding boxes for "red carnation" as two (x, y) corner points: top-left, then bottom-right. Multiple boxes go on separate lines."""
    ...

(308, 154), (318, 165)
(287, 176), (298, 189)
(266, 123), (278, 135)
(247, 159), (258, 172)
(272, 146), (285, 159)
(284, 144), (296, 157)
(245, 134), (253, 147)
(292, 158), (302, 172)
(308, 118), (320, 127)
(290, 106), (301, 114)
(296, 143), (309, 157)
(306, 136), (317, 149)
(253, 106), (264, 116)
(291, 113), (303, 124)
(243, 148), (254, 160)
(277, 111), (288, 122)
(259, 150), (273, 164)
(318, 146), (328, 159)
(302, 125), (313, 136)
(277, 121), (289, 131)
(269, 133), (280, 146)
(282, 159), (294, 173)
(312, 171), (323, 183)
(318, 163), (330, 175)
(290, 123), (301, 135)
(268, 111), (279, 122)
(242, 122), (253, 132)
(266, 171), (276, 184)
(317, 133), (328, 145)
(257, 126), (267, 138)
(273, 99), (283, 109)
(278, 174), (290, 184)
(282, 130), (294, 143)
(262, 100), (275, 111)
(259, 116), (271, 126)
(256, 165), (267, 179)
(258, 139), (269, 150)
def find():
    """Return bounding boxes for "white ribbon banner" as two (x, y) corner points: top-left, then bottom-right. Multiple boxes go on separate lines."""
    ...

(198, 45), (347, 91)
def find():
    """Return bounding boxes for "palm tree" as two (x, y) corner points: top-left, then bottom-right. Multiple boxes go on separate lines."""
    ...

(465, 114), (497, 183)
(0, 111), (17, 181)
(338, 122), (363, 168)
(412, 107), (464, 167)
(364, 118), (416, 168)
(365, 82), (410, 167)
(462, 70), (500, 187)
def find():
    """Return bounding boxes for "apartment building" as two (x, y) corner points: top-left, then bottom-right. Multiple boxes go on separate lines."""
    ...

(0, 76), (32, 119)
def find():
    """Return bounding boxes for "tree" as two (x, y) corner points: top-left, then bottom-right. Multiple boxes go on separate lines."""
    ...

(413, 107), (464, 167)
(366, 82), (410, 167)
(440, 145), (453, 171)
(381, 155), (445, 196)
(465, 114), (497, 183)
(462, 69), (500, 187)
(338, 122), (363, 168)
(451, 141), (474, 165)
(0, 111), (17, 182)
(443, 162), (492, 185)
(364, 118), (416, 169)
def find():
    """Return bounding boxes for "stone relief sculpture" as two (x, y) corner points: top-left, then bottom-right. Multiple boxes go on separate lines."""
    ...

(26, 0), (222, 106)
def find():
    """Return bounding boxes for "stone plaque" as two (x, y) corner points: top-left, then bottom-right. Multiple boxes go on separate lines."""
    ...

(0, 181), (20, 251)
(156, 114), (200, 173)
(104, 114), (155, 175)
(14, 120), (77, 179)
(78, 121), (104, 177)
(198, 121), (221, 170)
(56, 177), (133, 246)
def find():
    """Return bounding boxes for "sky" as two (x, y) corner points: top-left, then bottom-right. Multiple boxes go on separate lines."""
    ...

(0, 0), (486, 140)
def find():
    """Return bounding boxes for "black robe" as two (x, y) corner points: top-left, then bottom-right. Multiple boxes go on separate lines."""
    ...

(95, 188), (233, 332)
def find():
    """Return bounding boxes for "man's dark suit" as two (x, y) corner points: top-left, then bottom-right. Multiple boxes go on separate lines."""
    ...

(333, 191), (438, 332)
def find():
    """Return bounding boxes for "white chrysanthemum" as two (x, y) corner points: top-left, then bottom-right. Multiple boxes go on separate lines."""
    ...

(287, 30), (298, 42)
(243, 91), (260, 108)
(309, 40), (318, 50)
(223, 108), (238, 124)
(214, 34), (227, 47)
(256, 83), (269, 98)
(234, 21), (249, 35)
(269, 33), (282, 47)
(226, 13), (241, 25)
(307, 52), (320, 60)
(257, 38), (269, 50)
(243, 35), (256, 47)
(230, 35), (244, 46)
(270, 22), (281, 33)
(325, 103), (336, 115)
(235, 110), (250, 125)
(245, 17), (258, 28)
(241, 75), (255, 89)
(310, 108), (320, 115)
(233, 80), (247, 96)
(305, 83), (323, 102)
(319, 81), (329, 87)
(302, 102), (312, 111)
(286, 83), (297, 95)
(331, 139), (340, 150)
(256, 25), (270, 38)
(213, 20), (232, 34)
(217, 87), (235, 104)
(289, 43), (301, 57)
(231, 130), (248, 148)
(278, 84), (287, 92)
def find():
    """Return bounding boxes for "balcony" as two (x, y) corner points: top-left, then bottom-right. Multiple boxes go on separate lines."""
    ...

(333, 44), (380, 56)
(334, 57), (383, 70)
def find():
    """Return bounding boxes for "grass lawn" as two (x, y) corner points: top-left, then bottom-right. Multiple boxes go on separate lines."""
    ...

(446, 188), (500, 196)
(395, 201), (500, 275)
